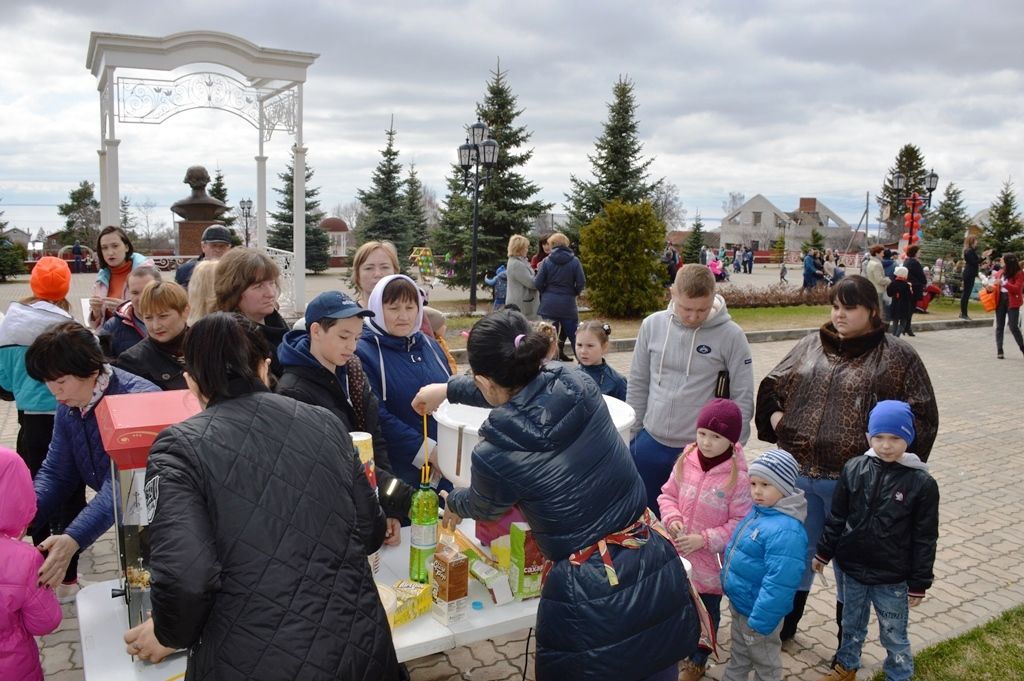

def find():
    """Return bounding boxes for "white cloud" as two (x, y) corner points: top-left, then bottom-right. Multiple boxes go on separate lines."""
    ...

(0, 0), (1022, 235)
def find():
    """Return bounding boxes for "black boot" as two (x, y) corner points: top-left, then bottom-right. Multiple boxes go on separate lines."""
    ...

(780, 589), (809, 641)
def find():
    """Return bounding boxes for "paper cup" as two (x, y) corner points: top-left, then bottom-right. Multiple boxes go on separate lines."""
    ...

(350, 431), (374, 465)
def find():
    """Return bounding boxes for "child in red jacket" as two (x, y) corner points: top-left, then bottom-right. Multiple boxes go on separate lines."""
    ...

(0, 446), (62, 681)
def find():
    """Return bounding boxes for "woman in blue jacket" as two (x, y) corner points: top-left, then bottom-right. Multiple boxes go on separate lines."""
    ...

(413, 310), (699, 681)
(355, 275), (452, 493)
(25, 321), (159, 590)
(535, 232), (585, 360)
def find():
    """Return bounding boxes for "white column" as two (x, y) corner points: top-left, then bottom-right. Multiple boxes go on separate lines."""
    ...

(104, 138), (120, 227)
(97, 149), (107, 228)
(255, 154), (268, 249)
(292, 143), (307, 311)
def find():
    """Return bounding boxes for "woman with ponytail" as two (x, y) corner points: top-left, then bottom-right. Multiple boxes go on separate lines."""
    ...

(124, 312), (399, 680)
(413, 310), (699, 681)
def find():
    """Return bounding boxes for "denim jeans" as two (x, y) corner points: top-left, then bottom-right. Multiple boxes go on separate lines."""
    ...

(836, 577), (914, 681)
(995, 292), (1024, 355)
(691, 593), (722, 666)
(630, 429), (682, 517)
(795, 476), (843, 594)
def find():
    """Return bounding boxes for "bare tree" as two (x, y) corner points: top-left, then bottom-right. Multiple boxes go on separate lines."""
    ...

(651, 181), (687, 231)
(132, 199), (168, 252)
(722, 191), (746, 217)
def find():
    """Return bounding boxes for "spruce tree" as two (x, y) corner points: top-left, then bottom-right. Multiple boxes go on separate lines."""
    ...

(356, 120), (410, 261)
(878, 144), (929, 241)
(564, 76), (661, 243)
(580, 200), (664, 316)
(434, 62), (551, 289)
(119, 196), (137, 235)
(402, 163), (430, 249)
(984, 180), (1024, 257)
(208, 169), (237, 227)
(920, 182), (970, 267)
(801, 227), (826, 253)
(773, 230), (787, 263)
(267, 149), (330, 272)
(57, 181), (100, 246)
(682, 213), (706, 264)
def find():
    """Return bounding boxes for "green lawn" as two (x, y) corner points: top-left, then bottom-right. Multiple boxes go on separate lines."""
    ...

(869, 605), (1024, 680)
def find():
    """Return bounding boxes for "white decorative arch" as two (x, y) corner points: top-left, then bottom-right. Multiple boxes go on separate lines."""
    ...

(86, 30), (319, 312)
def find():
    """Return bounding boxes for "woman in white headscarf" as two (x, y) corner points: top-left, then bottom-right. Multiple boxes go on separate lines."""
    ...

(354, 274), (452, 493)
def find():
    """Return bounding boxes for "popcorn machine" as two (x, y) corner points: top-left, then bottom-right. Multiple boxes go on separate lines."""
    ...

(95, 389), (201, 627)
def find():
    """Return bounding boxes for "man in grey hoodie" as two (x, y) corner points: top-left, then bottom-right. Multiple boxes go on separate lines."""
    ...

(627, 265), (754, 514)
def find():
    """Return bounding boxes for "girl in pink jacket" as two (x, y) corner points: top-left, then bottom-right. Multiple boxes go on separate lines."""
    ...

(658, 398), (752, 681)
(0, 446), (62, 681)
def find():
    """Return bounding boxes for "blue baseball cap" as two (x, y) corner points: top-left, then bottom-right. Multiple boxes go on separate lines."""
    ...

(304, 291), (373, 327)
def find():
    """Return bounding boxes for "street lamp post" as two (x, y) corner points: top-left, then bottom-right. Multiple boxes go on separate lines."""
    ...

(239, 198), (254, 248)
(892, 169), (939, 255)
(458, 119), (499, 312)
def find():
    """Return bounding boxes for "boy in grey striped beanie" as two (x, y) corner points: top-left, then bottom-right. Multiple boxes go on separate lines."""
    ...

(748, 448), (800, 498)
(720, 447), (807, 681)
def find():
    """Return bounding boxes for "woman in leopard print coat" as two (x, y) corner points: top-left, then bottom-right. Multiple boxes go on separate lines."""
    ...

(754, 274), (938, 644)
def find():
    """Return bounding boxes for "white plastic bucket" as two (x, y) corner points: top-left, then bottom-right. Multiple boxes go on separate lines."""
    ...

(435, 395), (635, 488)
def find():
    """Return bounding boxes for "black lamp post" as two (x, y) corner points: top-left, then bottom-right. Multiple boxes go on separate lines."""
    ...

(458, 119), (499, 312)
(239, 198), (254, 248)
(892, 169), (938, 254)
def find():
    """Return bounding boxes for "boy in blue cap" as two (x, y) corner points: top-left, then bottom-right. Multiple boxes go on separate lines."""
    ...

(812, 400), (940, 681)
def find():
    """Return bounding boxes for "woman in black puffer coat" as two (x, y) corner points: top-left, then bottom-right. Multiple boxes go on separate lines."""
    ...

(413, 310), (699, 681)
(123, 313), (399, 681)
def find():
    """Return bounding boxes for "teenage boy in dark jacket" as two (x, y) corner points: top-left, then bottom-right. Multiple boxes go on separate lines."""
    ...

(277, 291), (413, 534)
(812, 400), (939, 681)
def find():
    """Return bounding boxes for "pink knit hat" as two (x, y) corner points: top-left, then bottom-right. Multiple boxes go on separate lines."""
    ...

(696, 398), (743, 444)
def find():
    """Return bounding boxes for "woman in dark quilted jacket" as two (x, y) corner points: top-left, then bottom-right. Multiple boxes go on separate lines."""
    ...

(413, 310), (699, 681)
(123, 313), (399, 681)
(755, 274), (938, 648)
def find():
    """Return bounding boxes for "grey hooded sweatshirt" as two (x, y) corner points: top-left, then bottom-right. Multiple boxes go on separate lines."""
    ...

(627, 294), (754, 447)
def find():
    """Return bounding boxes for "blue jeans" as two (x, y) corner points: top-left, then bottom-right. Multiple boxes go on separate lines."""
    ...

(837, 578), (913, 681)
(630, 429), (681, 517)
(796, 476), (844, 595)
(691, 593), (722, 666)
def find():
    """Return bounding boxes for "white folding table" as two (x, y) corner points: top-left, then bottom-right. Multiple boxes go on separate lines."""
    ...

(78, 520), (538, 679)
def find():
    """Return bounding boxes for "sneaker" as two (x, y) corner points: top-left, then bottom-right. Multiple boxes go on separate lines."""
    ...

(677, 660), (706, 681)
(817, 662), (857, 680)
(998, 351), (1005, 359)
(57, 580), (81, 604)
(958, 315), (972, 321)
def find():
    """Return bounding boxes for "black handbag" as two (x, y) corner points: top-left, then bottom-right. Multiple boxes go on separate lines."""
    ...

(714, 370), (730, 399)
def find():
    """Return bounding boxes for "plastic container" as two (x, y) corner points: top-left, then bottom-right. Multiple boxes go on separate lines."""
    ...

(435, 395), (635, 487)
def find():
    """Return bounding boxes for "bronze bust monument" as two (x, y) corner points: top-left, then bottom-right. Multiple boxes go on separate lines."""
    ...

(170, 165), (229, 222)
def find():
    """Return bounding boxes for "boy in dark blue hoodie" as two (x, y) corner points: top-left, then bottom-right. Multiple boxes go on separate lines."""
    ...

(277, 291), (412, 535)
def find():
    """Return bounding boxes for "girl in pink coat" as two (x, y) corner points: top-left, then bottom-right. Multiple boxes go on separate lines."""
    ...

(0, 446), (62, 681)
(658, 398), (752, 681)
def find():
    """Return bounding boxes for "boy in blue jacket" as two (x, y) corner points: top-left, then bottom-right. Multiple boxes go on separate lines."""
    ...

(812, 400), (939, 681)
(721, 448), (808, 681)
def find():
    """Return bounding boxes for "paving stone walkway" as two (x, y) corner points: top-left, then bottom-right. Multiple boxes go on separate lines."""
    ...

(4, 272), (1016, 680)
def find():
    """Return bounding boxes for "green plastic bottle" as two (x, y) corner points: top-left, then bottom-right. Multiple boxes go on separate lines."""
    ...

(409, 469), (438, 583)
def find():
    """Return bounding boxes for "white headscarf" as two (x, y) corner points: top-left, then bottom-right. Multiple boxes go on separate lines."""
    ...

(365, 274), (424, 338)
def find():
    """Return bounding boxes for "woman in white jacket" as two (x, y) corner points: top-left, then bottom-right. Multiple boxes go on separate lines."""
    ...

(504, 234), (538, 320)
(864, 244), (891, 320)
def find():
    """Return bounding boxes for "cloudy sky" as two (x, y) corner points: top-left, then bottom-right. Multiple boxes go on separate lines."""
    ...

(1, 0), (1021, 239)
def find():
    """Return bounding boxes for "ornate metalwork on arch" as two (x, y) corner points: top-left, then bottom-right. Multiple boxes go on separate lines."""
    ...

(117, 72), (296, 142)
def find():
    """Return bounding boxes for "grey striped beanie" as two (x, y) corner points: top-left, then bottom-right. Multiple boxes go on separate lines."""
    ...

(749, 448), (799, 497)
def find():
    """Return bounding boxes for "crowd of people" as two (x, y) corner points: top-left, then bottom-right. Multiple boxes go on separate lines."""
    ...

(0, 223), (959, 681)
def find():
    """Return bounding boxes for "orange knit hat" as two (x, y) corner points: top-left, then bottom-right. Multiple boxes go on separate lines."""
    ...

(30, 257), (72, 301)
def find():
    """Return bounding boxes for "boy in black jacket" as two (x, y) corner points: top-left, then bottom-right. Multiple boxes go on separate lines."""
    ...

(812, 400), (939, 681)
(886, 266), (914, 337)
(276, 291), (413, 535)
